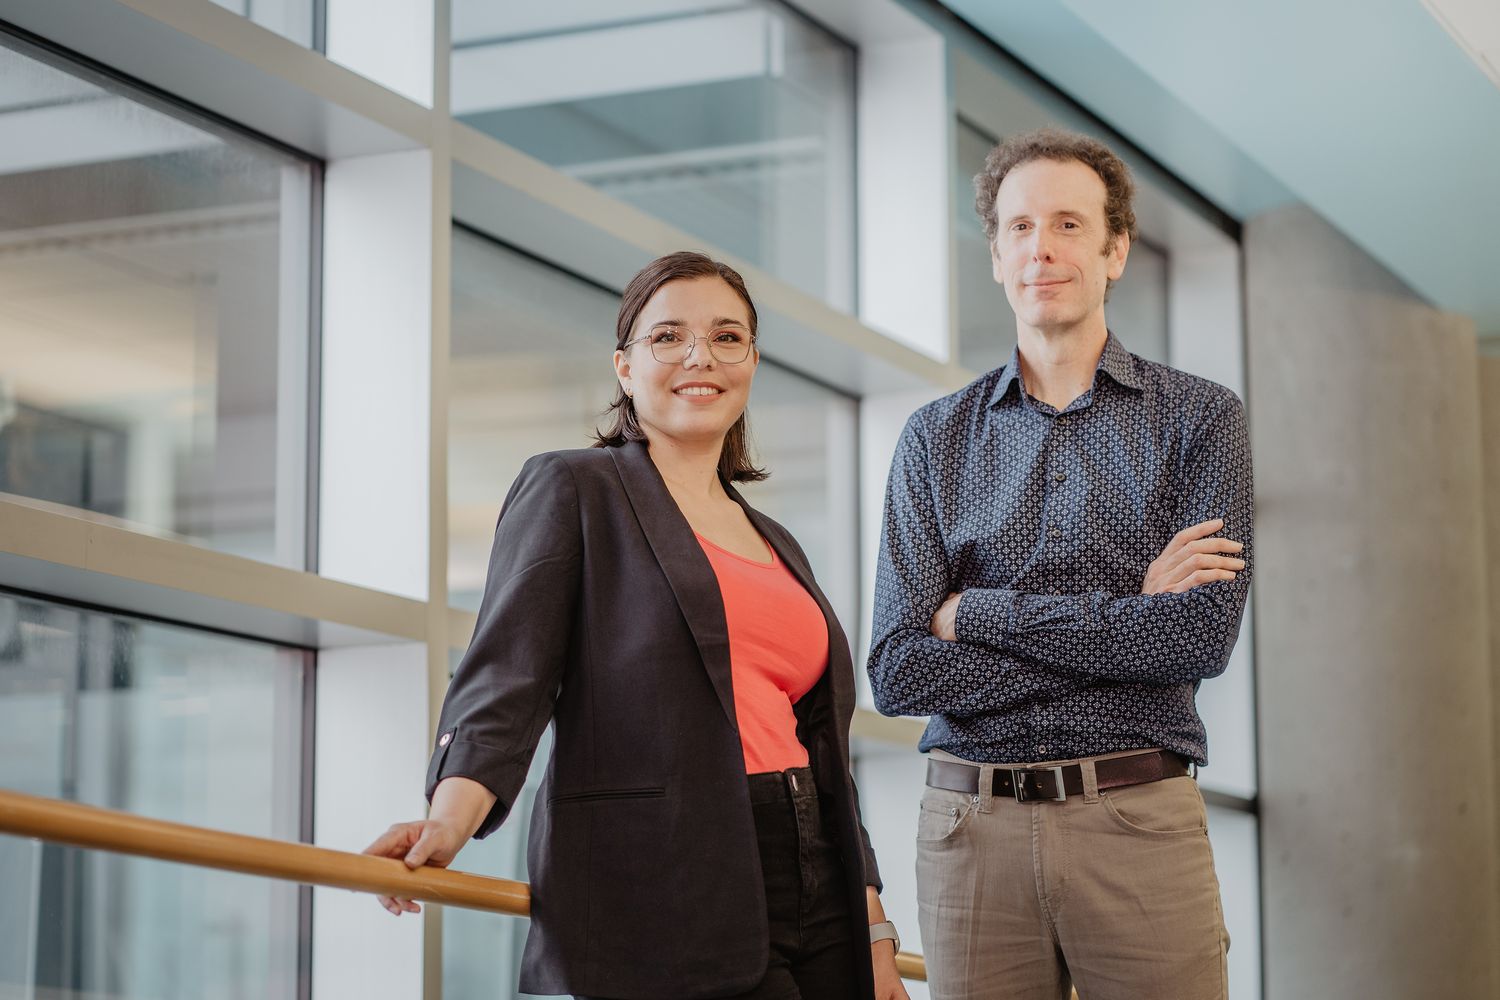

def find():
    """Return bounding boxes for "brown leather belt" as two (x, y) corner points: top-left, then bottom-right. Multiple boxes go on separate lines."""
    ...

(925, 750), (1189, 803)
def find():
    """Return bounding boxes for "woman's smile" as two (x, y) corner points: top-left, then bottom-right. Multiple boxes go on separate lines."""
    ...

(673, 381), (726, 400)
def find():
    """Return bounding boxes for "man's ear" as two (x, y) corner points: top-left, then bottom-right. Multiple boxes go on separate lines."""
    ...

(1106, 231), (1130, 282)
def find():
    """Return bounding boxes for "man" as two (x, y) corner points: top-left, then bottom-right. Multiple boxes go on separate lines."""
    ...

(868, 127), (1251, 999)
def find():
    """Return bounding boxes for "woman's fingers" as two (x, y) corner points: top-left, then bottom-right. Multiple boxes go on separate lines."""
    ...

(404, 830), (437, 868)
(364, 823), (418, 859)
(405, 822), (460, 869)
(368, 822), (435, 916)
(377, 896), (422, 916)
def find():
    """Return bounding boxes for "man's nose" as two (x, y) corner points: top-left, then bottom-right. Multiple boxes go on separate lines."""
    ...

(1030, 233), (1055, 263)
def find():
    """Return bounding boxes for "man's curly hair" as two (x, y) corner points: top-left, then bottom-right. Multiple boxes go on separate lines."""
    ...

(974, 127), (1137, 256)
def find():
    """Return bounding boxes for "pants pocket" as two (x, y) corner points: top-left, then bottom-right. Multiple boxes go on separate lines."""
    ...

(916, 788), (976, 844)
(1100, 776), (1207, 837)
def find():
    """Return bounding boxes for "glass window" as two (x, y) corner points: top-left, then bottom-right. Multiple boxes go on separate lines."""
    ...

(0, 590), (307, 1000)
(1208, 804), (1262, 1000)
(0, 32), (316, 568)
(450, 2), (857, 309)
(450, 228), (861, 628)
(209, 0), (317, 49)
(955, 118), (1169, 373)
(954, 119), (1014, 376)
(442, 730), (551, 1000)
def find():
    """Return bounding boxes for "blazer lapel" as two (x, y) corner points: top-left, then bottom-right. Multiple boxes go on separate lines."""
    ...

(608, 442), (738, 728)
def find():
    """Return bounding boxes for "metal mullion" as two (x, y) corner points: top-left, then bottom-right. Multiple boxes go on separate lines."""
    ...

(424, 5), (453, 996)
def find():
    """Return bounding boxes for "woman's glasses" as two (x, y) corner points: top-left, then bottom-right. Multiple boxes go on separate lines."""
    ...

(621, 326), (755, 365)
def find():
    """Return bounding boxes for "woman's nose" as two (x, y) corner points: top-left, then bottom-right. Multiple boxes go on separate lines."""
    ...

(680, 337), (715, 368)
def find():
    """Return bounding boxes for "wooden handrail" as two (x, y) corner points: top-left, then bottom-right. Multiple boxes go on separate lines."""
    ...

(0, 788), (928, 981)
(0, 787), (530, 913)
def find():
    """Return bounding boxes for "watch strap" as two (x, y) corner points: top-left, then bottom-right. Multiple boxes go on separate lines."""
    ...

(868, 919), (900, 953)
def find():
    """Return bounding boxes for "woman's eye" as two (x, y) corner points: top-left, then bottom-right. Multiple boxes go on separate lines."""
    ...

(652, 330), (681, 344)
(715, 331), (745, 344)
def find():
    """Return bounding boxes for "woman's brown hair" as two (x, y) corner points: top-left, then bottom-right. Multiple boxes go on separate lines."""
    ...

(593, 251), (768, 483)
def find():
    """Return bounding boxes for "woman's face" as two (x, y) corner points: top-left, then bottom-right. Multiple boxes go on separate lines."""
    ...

(614, 275), (758, 449)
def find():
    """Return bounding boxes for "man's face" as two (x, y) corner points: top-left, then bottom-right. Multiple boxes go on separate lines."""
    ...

(989, 157), (1129, 336)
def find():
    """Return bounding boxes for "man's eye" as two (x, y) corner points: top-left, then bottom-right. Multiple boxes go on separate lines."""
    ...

(1011, 223), (1029, 232)
(1062, 222), (1079, 230)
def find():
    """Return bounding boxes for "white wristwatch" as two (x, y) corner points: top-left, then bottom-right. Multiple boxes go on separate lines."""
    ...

(868, 919), (900, 953)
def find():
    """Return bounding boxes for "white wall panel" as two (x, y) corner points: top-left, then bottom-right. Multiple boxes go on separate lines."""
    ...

(320, 150), (433, 600)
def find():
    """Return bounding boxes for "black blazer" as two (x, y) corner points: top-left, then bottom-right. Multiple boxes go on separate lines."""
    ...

(425, 441), (881, 999)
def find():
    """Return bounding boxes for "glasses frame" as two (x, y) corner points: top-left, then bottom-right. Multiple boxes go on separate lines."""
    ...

(620, 329), (758, 365)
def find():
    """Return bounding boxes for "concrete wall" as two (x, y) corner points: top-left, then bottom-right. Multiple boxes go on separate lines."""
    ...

(1246, 205), (1497, 998)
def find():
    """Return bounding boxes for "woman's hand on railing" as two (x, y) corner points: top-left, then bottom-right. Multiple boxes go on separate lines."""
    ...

(363, 819), (467, 915)
(873, 940), (912, 1000)
(865, 886), (912, 1000)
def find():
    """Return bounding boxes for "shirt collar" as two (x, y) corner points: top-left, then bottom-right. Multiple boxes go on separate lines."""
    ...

(987, 330), (1143, 409)
(1096, 330), (1144, 392)
(988, 346), (1024, 408)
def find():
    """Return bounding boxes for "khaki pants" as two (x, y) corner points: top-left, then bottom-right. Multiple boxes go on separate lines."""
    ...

(916, 749), (1229, 1000)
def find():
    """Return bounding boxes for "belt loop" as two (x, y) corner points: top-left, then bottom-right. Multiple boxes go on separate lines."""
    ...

(976, 763), (996, 814)
(1081, 758), (1100, 803)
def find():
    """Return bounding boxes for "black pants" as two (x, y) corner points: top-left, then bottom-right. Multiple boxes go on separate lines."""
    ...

(580, 766), (862, 1000)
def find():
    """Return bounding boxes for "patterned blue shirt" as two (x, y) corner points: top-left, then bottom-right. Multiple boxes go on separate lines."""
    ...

(867, 332), (1253, 765)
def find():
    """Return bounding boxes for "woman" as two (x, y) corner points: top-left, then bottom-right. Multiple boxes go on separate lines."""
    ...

(365, 252), (908, 1000)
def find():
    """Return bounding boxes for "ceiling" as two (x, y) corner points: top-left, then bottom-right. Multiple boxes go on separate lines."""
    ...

(938, 0), (1500, 338)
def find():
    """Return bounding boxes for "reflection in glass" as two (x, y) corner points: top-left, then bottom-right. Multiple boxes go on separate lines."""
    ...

(450, 1), (856, 308)
(0, 590), (306, 1000)
(448, 227), (860, 626)
(954, 119), (1169, 373)
(0, 33), (315, 567)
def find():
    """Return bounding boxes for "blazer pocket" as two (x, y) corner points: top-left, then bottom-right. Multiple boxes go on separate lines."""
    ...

(549, 786), (667, 805)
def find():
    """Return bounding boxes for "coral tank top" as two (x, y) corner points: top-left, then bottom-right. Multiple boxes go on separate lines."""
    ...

(695, 532), (829, 773)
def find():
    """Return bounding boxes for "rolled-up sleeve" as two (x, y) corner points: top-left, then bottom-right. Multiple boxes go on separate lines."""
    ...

(426, 453), (582, 838)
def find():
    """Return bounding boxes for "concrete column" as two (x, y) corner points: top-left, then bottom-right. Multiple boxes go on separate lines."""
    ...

(1247, 205), (1497, 998)
(1480, 356), (1500, 970)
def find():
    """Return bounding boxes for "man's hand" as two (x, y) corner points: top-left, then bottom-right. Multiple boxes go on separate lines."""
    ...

(1141, 518), (1245, 595)
(929, 592), (962, 641)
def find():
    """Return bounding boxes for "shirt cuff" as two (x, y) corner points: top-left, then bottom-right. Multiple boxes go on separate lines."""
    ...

(953, 588), (1016, 649)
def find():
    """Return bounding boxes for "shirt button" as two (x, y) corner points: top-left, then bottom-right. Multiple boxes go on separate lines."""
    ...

(1048, 528), (1062, 539)
(439, 732), (452, 747)
(1053, 472), (1067, 483)
(1037, 745), (1048, 755)
(1051, 588), (1062, 596)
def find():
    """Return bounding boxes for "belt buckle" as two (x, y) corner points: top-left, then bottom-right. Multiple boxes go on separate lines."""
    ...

(1012, 766), (1067, 802)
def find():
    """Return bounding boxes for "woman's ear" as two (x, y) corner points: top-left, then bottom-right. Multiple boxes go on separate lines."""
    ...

(613, 348), (631, 394)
